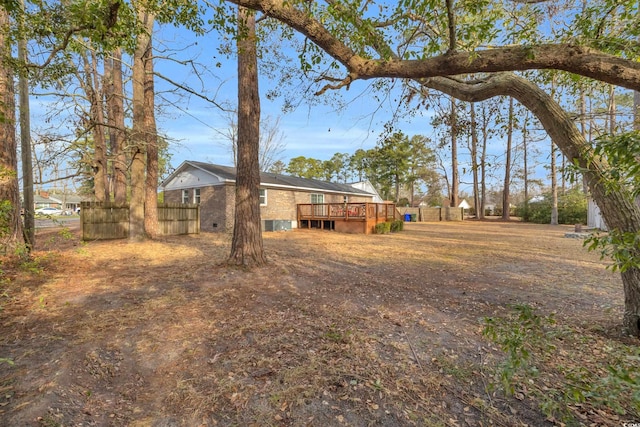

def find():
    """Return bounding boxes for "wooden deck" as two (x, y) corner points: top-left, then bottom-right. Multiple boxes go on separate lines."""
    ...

(297, 202), (397, 234)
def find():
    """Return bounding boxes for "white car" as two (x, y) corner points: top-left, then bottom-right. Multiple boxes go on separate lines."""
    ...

(35, 207), (63, 216)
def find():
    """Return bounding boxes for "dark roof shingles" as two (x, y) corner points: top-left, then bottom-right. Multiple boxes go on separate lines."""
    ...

(187, 161), (371, 195)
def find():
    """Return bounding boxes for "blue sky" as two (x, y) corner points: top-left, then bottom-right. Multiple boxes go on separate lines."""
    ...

(151, 21), (450, 170)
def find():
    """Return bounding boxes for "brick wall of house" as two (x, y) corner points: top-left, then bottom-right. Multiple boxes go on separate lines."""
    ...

(163, 189), (181, 204)
(200, 185), (235, 232)
(165, 185), (234, 233)
(261, 188), (373, 223)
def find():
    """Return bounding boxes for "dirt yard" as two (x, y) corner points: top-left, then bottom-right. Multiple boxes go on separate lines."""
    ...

(0, 221), (637, 426)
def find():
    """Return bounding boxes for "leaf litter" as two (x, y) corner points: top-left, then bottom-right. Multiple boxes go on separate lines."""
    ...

(0, 220), (634, 426)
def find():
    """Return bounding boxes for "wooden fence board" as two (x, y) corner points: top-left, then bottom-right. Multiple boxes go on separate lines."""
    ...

(81, 202), (199, 240)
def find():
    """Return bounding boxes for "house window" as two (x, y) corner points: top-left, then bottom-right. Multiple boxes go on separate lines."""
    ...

(311, 193), (324, 204)
(182, 189), (189, 204)
(259, 188), (267, 206)
(194, 188), (201, 204)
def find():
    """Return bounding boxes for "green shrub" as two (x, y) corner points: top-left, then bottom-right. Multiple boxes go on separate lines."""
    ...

(390, 220), (403, 232)
(397, 197), (410, 207)
(374, 221), (391, 234)
(517, 189), (587, 224)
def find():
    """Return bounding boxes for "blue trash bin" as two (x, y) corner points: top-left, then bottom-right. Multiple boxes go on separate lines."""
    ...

(404, 213), (411, 221)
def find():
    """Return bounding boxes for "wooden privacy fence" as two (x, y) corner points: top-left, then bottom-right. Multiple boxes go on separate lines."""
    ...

(81, 202), (200, 240)
(395, 207), (464, 222)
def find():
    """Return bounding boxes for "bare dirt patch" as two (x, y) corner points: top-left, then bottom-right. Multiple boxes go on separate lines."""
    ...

(0, 221), (636, 426)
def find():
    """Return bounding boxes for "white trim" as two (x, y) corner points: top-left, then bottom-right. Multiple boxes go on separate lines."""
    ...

(164, 181), (226, 191)
(262, 182), (370, 197)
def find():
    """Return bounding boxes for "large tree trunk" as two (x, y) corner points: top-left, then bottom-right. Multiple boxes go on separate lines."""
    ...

(143, 36), (159, 239)
(228, 7), (266, 266)
(0, 9), (23, 252)
(522, 118), (529, 221)
(622, 268), (640, 335)
(18, 17), (34, 248)
(422, 73), (640, 336)
(130, 11), (154, 239)
(106, 48), (127, 205)
(82, 50), (109, 202)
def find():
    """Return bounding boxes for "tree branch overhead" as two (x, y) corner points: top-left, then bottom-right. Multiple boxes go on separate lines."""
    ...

(224, 0), (640, 92)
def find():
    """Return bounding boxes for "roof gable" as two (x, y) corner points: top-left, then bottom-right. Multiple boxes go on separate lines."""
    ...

(161, 161), (234, 190)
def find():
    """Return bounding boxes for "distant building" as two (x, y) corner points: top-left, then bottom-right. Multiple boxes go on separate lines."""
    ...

(33, 191), (84, 214)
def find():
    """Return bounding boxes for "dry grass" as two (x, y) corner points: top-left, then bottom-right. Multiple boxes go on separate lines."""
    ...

(0, 220), (636, 426)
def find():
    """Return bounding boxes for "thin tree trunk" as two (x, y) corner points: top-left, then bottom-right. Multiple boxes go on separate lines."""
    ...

(561, 154), (566, 194)
(635, 89), (640, 131)
(580, 84), (590, 194)
(450, 97), (459, 208)
(144, 35), (159, 238)
(0, 9), (23, 251)
(394, 171), (400, 203)
(550, 76), (558, 225)
(18, 10), (34, 248)
(470, 103), (480, 219)
(608, 84), (616, 134)
(228, 7), (266, 266)
(480, 105), (488, 219)
(106, 48), (127, 205)
(410, 178), (415, 207)
(502, 97), (514, 220)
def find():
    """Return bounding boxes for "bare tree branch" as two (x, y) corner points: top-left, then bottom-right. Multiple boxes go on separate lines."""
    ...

(315, 74), (354, 95)
(35, 172), (82, 185)
(154, 71), (230, 111)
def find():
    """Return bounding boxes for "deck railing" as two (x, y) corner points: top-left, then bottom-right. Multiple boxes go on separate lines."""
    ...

(297, 202), (396, 221)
